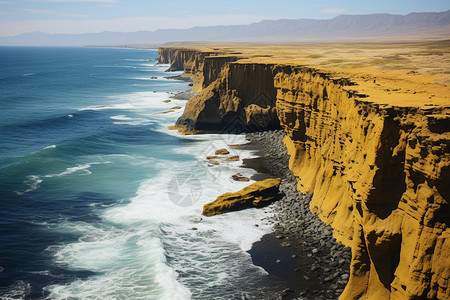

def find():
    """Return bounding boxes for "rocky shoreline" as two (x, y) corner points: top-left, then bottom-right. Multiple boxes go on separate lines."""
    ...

(161, 44), (450, 299)
(244, 130), (351, 300)
(166, 74), (197, 100)
(169, 89), (197, 100)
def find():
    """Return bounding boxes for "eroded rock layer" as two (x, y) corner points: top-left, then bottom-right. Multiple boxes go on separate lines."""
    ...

(202, 178), (282, 216)
(176, 62), (282, 132)
(158, 47), (238, 92)
(158, 47), (450, 299)
(276, 67), (450, 300)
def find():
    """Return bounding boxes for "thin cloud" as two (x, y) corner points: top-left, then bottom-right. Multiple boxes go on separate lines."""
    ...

(22, 8), (56, 14)
(66, 13), (91, 17)
(21, 8), (91, 18)
(320, 8), (347, 14)
(43, 0), (120, 3)
(0, 14), (270, 36)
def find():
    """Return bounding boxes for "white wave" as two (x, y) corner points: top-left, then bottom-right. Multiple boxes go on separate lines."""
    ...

(139, 63), (158, 67)
(110, 115), (152, 126)
(45, 134), (272, 298)
(25, 270), (66, 278)
(88, 154), (132, 159)
(23, 73), (34, 76)
(111, 91), (174, 110)
(43, 145), (56, 149)
(124, 58), (153, 62)
(16, 175), (43, 195)
(41, 62), (272, 298)
(27, 270), (51, 275)
(43, 163), (100, 178)
(68, 114), (73, 118)
(133, 76), (174, 81)
(78, 103), (135, 111)
(88, 202), (115, 208)
(78, 91), (176, 113)
(110, 115), (133, 121)
(99, 144), (272, 298)
(0, 280), (31, 300)
(93, 65), (137, 69)
(134, 77), (157, 80)
(45, 221), (191, 300)
(17, 162), (107, 195)
(113, 120), (152, 126)
(103, 132), (270, 247)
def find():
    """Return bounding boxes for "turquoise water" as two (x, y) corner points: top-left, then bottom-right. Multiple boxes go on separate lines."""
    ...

(0, 47), (280, 299)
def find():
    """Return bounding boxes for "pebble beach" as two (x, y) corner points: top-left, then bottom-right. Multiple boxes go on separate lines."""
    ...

(244, 130), (352, 300)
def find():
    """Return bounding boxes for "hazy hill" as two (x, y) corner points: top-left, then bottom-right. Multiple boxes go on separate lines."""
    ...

(0, 10), (449, 46)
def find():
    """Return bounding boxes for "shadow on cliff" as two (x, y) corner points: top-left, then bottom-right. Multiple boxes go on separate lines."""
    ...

(366, 112), (405, 218)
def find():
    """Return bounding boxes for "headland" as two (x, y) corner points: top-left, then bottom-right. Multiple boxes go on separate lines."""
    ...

(159, 41), (450, 299)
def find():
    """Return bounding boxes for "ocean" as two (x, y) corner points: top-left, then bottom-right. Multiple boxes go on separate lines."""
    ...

(0, 47), (281, 299)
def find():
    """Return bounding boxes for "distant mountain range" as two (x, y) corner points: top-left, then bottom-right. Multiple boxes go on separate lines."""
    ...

(1, 10), (449, 46)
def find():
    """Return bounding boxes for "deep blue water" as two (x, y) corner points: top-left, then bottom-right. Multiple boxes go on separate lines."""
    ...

(0, 47), (280, 299)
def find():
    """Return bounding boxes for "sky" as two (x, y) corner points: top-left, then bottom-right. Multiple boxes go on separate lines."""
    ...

(0, 0), (449, 37)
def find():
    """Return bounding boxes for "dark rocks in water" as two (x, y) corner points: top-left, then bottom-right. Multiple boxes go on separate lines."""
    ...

(225, 155), (240, 162)
(170, 89), (197, 100)
(206, 155), (220, 160)
(165, 75), (193, 82)
(232, 173), (249, 181)
(215, 148), (230, 155)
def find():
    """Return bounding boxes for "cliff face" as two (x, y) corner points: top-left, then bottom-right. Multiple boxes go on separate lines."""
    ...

(158, 47), (450, 299)
(158, 47), (239, 92)
(158, 47), (220, 91)
(276, 67), (450, 299)
(202, 55), (239, 88)
(158, 47), (209, 72)
(175, 61), (282, 132)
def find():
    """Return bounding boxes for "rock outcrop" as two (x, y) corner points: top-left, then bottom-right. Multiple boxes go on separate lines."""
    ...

(159, 46), (450, 299)
(202, 178), (282, 216)
(276, 67), (450, 300)
(158, 47), (238, 92)
(175, 62), (281, 133)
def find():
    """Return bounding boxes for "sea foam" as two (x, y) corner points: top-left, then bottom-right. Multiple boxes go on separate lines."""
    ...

(36, 53), (273, 299)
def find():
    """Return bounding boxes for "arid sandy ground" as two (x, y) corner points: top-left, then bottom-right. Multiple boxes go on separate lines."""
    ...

(159, 40), (450, 299)
(169, 40), (450, 108)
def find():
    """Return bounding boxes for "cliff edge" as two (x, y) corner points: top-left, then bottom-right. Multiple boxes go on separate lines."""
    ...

(158, 42), (450, 299)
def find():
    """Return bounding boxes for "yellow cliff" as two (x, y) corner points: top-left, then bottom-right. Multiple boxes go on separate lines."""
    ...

(158, 42), (450, 299)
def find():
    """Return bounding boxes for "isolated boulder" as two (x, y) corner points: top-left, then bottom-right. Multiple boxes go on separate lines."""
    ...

(202, 178), (281, 216)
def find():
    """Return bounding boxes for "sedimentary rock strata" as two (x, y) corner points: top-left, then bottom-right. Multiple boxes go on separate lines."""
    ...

(277, 68), (450, 300)
(175, 62), (281, 133)
(202, 178), (282, 216)
(159, 46), (450, 299)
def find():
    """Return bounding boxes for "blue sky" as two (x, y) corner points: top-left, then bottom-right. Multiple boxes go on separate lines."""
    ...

(0, 0), (448, 36)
